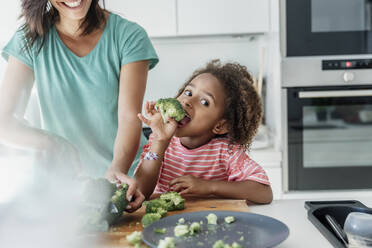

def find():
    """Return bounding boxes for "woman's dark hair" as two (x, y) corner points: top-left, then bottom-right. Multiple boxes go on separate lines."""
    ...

(20, 0), (106, 53)
(176, 59), (263, 151)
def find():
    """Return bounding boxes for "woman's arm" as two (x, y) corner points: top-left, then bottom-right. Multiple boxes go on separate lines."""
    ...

(0, 56), (48, 148)
(170, 176), (273, 204)
(104, 60), (149, 209)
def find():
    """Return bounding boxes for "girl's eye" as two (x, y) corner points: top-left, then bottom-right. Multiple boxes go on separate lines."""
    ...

(184, 90), (192, 96)
(201, 99), (209, 106)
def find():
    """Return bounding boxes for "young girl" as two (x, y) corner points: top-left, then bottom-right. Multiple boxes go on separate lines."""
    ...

(135, 60), (273, 204)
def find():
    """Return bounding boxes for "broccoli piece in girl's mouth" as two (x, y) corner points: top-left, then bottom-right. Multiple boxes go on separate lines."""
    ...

(155, 98), (188, 123)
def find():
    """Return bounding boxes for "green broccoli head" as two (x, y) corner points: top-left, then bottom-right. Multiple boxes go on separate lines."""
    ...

(144, 198), (169, 217)
(82, 178), (129, 226)
(160, 191), (185, 211)
(142, 213), (162, 227)
(155, 98), (186, 123)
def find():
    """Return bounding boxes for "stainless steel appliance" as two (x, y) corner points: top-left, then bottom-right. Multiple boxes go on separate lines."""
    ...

(281, 0), (372, 191)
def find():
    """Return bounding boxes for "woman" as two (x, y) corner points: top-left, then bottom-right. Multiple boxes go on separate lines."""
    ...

(0, 0), (158, 211)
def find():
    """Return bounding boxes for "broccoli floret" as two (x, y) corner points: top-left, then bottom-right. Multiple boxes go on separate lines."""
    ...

(174, 224), (189, 237)
(160, 191), (185, 211)
(81, 178), (129, 226)
(224, 216), (235, 224)
(155, 98), (186, 123)
(178, 218), (185, 224)
(144, 198), (169, 217)
(206, 213), (218, 225)
(213, 240), (226, 248)
(213, 240), (242, 248)
(141, 213), (162, 228)
(154, 227), (166, 234)
(231, 242), (243, 248)
(158, 237), (176, 248)
(126, 231), (142, 245)
(111, 183), (129, 212)
(189, 222), (201, 235)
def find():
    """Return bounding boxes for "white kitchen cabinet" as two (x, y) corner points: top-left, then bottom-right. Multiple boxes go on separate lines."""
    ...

(177, 0), (270, 36)
(104, 0), (177, 37)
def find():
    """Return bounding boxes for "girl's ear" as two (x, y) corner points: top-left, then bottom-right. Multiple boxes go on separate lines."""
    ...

(212, 119), (228, 135)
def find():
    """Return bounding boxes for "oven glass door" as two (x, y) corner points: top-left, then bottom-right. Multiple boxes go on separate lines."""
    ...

(287, 86), (372, 190)
(286, 0), (372, 56)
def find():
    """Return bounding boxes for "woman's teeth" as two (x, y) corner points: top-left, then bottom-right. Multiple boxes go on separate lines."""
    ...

(64, 0), (82, 8)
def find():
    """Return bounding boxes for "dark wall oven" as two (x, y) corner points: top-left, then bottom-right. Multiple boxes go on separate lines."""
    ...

(281, 0), (372, 191)
(286, 86), (372, 190)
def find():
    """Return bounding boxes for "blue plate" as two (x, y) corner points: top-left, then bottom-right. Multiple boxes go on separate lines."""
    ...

(142, 211), (289, 248)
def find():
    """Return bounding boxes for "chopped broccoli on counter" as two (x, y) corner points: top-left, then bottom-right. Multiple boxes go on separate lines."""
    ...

(155, 98), (186, 123)
(189, 222), (201, 235)
(174, 224), (189, 237)
(158, 237), (176, 248)
(126, 231), (142, 245)
(142, 213), (162, 228)
(144, 198), (169, 217)
(206, 213), (218, 225)
(224, 216), (235, 224)
(160, 191), (185, 211)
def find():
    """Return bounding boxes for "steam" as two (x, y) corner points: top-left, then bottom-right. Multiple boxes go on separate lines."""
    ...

(0, 147), (100, 248)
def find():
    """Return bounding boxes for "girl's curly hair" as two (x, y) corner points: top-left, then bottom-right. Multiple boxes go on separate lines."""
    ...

(176, 59), (262, 151)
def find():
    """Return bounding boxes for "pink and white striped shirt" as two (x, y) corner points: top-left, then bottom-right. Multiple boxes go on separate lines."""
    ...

(137, 135), (270, 194)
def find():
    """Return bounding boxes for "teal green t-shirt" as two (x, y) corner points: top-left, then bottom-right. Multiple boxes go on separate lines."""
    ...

(2, 13), (158, 178)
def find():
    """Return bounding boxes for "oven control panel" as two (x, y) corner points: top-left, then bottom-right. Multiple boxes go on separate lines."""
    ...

(322, 59), (372, 70)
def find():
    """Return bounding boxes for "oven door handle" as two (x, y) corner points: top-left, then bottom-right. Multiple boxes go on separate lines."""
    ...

(298, 90), (372, 98)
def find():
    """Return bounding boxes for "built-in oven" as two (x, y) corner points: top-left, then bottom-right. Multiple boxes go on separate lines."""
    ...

(285, 86), (372, 190)
(281, 0), (372, 191)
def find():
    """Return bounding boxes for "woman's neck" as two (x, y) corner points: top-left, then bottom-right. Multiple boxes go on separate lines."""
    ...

(56, 16), (84, 38)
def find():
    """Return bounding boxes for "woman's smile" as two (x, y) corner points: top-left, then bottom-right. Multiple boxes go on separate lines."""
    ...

(60, 0), (83, 9)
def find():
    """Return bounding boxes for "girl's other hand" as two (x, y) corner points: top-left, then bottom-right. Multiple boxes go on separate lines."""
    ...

(104, 165), (145, 212)
(137, 101), (178, 142)
(169, 175), (212, 196)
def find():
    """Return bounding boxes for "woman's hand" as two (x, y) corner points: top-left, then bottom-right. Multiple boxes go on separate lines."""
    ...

(105, 164), (145, 212)
(137, 101), (178, 142)
(169, 175), (213, 196)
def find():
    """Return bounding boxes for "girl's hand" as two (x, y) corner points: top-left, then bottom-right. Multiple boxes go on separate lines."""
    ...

(105, 165), (145, 212)
(169, 175), (212, 196)
(137, 101), (178, 142)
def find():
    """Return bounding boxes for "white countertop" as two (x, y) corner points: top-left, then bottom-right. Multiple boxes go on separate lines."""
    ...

(250, 197), (372, 248)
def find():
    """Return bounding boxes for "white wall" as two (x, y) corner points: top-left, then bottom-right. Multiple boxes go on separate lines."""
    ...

(146, 35), (263, 101)
(0, 1), (21, 46)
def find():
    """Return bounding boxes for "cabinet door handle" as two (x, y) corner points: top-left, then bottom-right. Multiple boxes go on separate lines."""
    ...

(298, 90), (372, 98)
